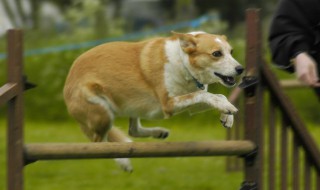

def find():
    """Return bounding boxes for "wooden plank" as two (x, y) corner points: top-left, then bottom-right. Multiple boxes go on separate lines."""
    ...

(292, 134), (300, 190)
(24, 140), (256, 161)
(243, 9), (263, 189)
(281, 116), (288, 190)
(280, 79), (305, 89)
(261, 62), (320, 173)
(228, 87), (242, 104)
(7, 29), (24, 190)
(304, 154), (311, 190)
(268, 96), (276, 190)
(0, 83), (18, 106)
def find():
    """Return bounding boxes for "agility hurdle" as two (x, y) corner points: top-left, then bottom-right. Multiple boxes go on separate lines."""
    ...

(2, 9), (320, 190)
(1, 29), (257, 188)
(226, 9), (320, 190)
(24, 141), (255, 161)
(1, 10), (262, 190)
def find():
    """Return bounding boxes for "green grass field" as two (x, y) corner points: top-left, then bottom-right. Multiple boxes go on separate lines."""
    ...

(0, 113), (246, 190)
(1, 111), (320, 190)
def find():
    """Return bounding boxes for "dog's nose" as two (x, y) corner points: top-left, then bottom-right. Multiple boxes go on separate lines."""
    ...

(235, 66), (244, 75)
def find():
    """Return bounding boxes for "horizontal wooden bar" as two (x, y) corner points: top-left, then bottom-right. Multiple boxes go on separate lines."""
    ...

(24, 140), (256, 162)
(280, 79), (305, 89)
(0, 83), (18, 106)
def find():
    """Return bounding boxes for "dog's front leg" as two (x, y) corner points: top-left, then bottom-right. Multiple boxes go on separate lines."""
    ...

(169, 91), (237, 128)
(128, 118), (169, 139)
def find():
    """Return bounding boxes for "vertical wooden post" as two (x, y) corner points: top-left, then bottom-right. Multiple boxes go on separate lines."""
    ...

(7, 29), (24, 190)
(242, 9), (263, 189)
(268, 96), (276, 190)
(280, 116), (288, 190)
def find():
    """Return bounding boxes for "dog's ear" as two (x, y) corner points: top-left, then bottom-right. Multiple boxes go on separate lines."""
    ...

(220, 35), (228, 41)
(171, 31), (196, 54)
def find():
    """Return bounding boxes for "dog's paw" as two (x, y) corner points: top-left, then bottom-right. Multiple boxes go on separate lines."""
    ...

(224, 103), (238, 114)
(151, 127), (170, 139)
(214, 95), (238, 114)
(115, 158), (133, 173)
(219, 100), (238, 114)
(220, 113), (234, 128)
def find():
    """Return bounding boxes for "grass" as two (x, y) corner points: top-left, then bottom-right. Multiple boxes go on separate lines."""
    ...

(0, 113), (245, 190)
(1, 111), (320, 190)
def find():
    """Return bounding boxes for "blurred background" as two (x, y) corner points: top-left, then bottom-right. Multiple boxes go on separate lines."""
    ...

(0, 0), (318, 122)
(0, 1), (319, 190)
(0, 0), (284, 121)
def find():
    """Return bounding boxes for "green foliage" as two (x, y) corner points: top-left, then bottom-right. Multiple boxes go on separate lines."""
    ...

(24, 51), (80, 120)
(0, 19), (319, 123)
(0, 30), (104, 121)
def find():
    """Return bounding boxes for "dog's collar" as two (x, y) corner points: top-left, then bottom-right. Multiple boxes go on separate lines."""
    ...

(179, 50), (205, 90)
(181, 64), (205, 90)
(193, 77), (205, 90)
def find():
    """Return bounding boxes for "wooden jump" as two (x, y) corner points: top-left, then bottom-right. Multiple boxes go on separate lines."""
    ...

(2, 12), (262, 190)
(24, 140), (256, 162)
(3, 9), (319, 190)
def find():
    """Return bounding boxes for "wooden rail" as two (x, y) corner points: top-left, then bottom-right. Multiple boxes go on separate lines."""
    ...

(226, 9), (320, 190)
(0, 83), (18, 106)
(280, 79), (306, 88)
(262, 62), (320, 190)
(24, 141), (255, 161)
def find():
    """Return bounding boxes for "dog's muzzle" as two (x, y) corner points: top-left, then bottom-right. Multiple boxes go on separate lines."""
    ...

(214, 66), (244, 86)
(214, 72), (236, 86)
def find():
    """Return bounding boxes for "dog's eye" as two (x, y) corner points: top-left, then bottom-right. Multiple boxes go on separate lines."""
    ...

(230, 49), (233, 55)
(212, 51), (223, 57)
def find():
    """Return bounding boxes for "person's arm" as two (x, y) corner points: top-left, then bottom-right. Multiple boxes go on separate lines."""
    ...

(292, 52), (320, 86)
(268, 0), (319, 72)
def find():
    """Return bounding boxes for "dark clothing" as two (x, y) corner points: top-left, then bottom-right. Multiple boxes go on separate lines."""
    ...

(269, 0), (320, 100)
(269, 0), (320, 73)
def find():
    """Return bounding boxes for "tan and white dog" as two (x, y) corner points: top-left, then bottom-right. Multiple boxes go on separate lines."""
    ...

(63, 31), (243, 172)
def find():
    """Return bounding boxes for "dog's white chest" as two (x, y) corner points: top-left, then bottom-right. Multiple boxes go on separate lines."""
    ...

(164, 39), (202, 97)
(164, 63), (200, 97)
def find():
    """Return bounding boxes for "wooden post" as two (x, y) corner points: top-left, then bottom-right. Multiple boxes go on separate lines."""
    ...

(7, 29), (24, 190)
(242, 9), (263, 189)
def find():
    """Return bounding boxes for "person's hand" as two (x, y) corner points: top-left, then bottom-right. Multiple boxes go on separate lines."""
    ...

(293, 52), (320, 87)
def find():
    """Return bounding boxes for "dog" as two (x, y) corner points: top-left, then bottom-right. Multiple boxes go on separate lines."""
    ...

(63, 31), (243, 172)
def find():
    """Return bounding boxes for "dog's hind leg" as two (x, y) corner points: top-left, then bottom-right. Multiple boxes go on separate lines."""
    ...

(128, 118), (169, 139)
(79, 110), (133, 172)
(74, 89), (133, 172)
(106, 127), (133, 172)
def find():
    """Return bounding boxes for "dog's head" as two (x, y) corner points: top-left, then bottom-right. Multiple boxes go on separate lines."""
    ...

(173, 31), (243, 87)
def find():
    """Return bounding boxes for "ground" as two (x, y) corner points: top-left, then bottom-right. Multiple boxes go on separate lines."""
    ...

(1, 112), (319, 190)
(0, 113), (244, 190)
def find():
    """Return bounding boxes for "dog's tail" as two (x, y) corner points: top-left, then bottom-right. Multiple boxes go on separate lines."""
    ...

(107, 127), (133, 172)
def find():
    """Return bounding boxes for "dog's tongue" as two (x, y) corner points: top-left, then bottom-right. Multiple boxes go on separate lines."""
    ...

(226, 76), (235, 84)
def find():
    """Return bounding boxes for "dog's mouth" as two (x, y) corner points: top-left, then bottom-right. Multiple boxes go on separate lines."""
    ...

(214, 72), (236, 86)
